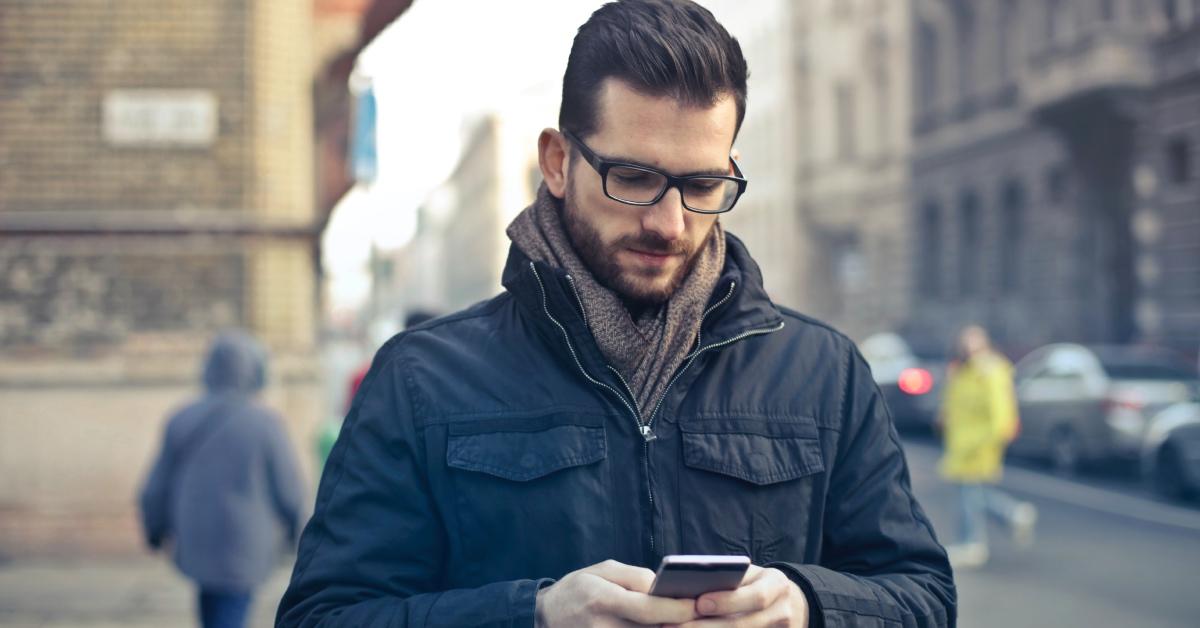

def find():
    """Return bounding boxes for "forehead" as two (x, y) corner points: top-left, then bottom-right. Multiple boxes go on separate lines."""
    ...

(588, 78), (737, 173)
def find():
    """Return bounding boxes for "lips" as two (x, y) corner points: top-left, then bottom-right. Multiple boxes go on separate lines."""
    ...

(627, 248), (677, 267)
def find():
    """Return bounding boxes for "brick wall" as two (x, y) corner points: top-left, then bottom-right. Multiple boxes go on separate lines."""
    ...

(0, 0), (251, 213)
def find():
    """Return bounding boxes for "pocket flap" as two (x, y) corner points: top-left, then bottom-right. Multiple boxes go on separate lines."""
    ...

(682, 431), (824, 485)
(447, 424), (606, 482)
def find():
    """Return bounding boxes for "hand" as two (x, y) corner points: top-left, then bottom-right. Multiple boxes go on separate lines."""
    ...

(668, 565), (809, 627)
(536, 559), (699, 627)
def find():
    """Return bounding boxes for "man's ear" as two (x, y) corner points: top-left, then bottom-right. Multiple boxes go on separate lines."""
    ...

(538, 128), (570, 199)
(731, 147), (742, 162)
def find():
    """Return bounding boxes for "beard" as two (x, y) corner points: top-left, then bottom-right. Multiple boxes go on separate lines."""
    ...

(561, 180), (709, 307)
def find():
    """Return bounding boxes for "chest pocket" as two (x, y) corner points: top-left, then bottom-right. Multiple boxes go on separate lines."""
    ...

(677, 417), (825, 563)
(448, 423), (606, 481)
(443, 414), (614, 580)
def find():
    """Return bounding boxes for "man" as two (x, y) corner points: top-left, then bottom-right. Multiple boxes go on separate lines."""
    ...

(277, 1), (954, 626)
(140, 330), (306, 628)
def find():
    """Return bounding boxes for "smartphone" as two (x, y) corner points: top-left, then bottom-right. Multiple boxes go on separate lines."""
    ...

(648, 555), (751, 598)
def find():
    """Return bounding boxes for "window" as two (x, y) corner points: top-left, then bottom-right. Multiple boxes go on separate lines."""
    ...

(917, 22), (940, 113)
(834, 233), (866, 298)
(918, 202), (942, 298)
(835, 82), (857, 161)
(1166, 135), (1192, 185)
(875, 68), (891, 155)
(998, 0), (1017, 81)
(1000, 181), (1026, 293)
(870, 29), (891, 154)
(1046, 165), (1069, 205)
(1163, 0), (1179, 26)
(954, 4), (976, 105)
(1102, 360), (1197, 381)
(958, 191), (980, 297)
(1048, 0), (1068, 44)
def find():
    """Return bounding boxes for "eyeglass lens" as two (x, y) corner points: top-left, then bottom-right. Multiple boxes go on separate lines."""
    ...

(605, 165), (740, 213)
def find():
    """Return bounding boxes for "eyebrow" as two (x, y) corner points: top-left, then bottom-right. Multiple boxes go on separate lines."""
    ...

(599, 150), (733, 178)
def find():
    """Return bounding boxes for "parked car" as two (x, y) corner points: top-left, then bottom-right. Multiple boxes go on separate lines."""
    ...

(1011, 343), (1199, 474)
(1141, 401), (1200, 500)
(860, 332), (948, 433)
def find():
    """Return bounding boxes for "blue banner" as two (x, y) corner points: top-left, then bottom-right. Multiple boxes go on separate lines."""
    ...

(350, 84), (378, 184)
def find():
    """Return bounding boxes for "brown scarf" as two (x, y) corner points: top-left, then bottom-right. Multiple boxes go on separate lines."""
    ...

(506, 184), (725, 420)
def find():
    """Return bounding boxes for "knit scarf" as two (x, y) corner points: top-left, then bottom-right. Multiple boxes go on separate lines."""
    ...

(506, 184), (725, 420)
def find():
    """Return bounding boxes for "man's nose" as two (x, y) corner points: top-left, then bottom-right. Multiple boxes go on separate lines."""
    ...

(642, 186), (686, 242)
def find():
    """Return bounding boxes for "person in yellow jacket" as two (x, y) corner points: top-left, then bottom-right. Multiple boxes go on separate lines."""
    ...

(939, 325), (1037, 568)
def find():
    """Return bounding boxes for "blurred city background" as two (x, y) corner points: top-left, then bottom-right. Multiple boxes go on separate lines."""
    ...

(1, 0), (1199, 626)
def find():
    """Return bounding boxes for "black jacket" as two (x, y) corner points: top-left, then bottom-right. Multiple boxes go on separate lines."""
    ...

(277, 235), (955, 627)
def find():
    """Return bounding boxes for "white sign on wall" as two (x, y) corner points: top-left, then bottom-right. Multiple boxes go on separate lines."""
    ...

(103, 89), (218, 147)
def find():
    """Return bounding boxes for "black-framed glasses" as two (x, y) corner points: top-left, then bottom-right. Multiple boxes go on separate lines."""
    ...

(563, 130), (748, 214)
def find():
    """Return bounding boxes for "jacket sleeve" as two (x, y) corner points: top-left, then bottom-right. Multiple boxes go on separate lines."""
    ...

(769, 347), (956, 628)
(986, 362), (1019, 444)
(138, 422), (173, 550)
(275, 345), (551, 628)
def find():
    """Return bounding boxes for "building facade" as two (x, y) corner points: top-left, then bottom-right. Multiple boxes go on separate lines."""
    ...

(1137, 6), (1200, 353)
(714, 0), (1197, 357)
(706, 0), (809, 312)
(907, 0), (1197, 358)
(794, 0), (915, 340)
(0, 0), (324, 556)
(707, 0), (914, 340)
(377, 86), (555, 316)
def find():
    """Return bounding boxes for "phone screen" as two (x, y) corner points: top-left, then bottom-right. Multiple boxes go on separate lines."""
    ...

(649, 555), (750, 599)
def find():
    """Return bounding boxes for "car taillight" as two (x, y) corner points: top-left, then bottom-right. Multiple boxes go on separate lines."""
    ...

(898, 368), (934, 396)
(1103, 396), (1143, 412)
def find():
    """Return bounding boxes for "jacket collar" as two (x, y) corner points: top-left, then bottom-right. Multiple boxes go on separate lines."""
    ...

(501, 231), (784, 353)
(703, 232), (785, 344)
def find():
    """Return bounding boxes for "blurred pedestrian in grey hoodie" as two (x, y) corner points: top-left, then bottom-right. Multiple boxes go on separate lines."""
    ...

(140, 330), (306, 628)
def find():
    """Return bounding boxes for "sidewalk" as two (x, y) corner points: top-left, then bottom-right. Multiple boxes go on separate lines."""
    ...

(0, 558), (291, 628)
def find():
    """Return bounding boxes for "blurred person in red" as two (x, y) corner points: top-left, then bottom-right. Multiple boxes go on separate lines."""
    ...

(316, 309), (440, 470)
(938, 324), (1037, 569)
(139, 330), (306, 628)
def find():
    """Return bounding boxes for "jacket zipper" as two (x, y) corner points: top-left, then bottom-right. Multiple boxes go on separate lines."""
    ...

(532, 264), (659, 557)
(645, 317), (785, 429)
(639, 315), (784, 555)
(644, 281), (783, 431)
(691, 281), (738, 362)
(563, 274), (647, 431)
(534, 265), (785, 560)
(530, 264), (641, 424)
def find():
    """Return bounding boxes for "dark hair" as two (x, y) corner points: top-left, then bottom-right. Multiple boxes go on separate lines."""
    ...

(559, 0), (748, 139)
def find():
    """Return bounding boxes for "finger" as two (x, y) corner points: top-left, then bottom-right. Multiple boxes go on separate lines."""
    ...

(739, 564), (765, 584)
(670, 604), (788, 628)
(604, 588), (699, 626)
(585, 559), (657, 593)
(696, 567), (787, 617)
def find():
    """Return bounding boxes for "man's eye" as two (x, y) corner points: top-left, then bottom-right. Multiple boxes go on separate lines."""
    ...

(686, 180), (721, 193)
(613, 172), (653, 184)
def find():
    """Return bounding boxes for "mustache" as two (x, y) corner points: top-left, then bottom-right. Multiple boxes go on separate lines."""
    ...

(616, 233), (691, 256)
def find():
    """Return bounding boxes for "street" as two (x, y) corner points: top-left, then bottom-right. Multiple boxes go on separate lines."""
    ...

(2, 439), (1199, 627)
(902, 437), (1200, 628)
